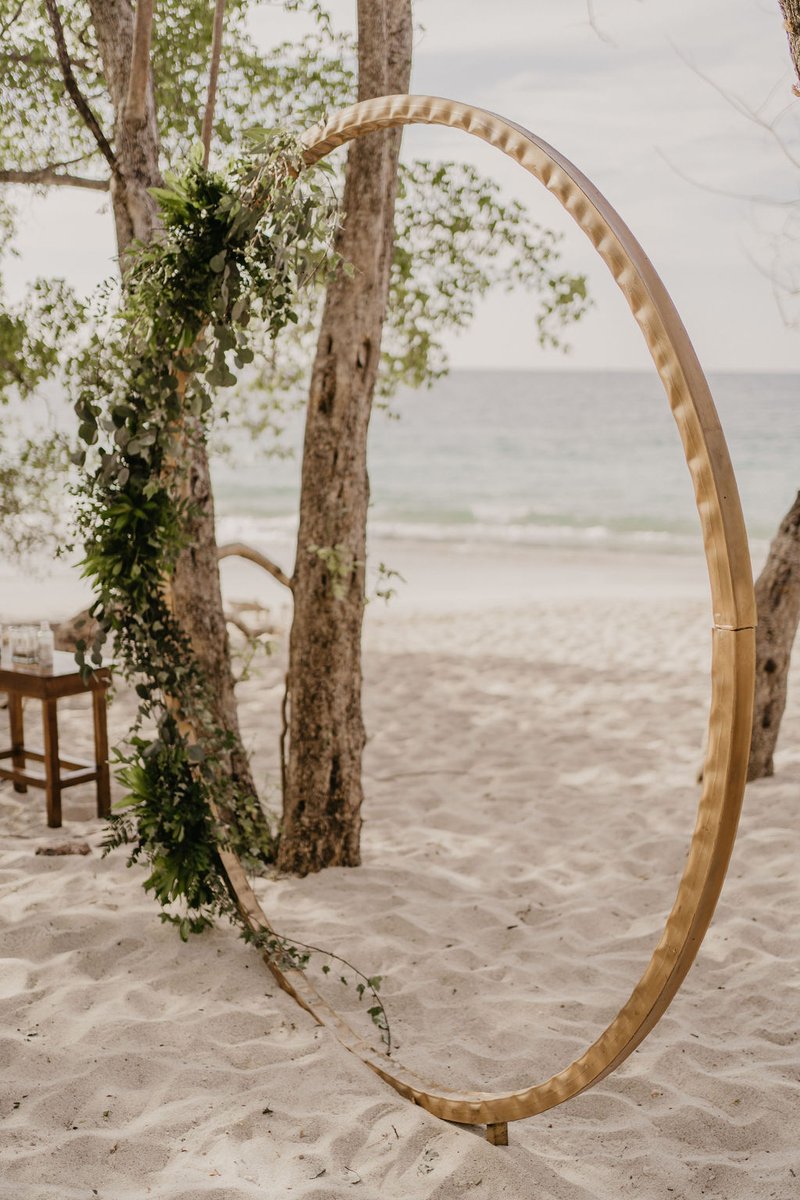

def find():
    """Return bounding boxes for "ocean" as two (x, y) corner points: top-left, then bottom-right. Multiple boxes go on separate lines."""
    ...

(212, 370), (800, 565)
(1, 368), (795, 619)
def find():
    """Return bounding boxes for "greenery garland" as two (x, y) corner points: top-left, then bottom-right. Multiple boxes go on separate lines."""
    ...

(72, 134), (338, 936)
(67, 129), (586, 1047)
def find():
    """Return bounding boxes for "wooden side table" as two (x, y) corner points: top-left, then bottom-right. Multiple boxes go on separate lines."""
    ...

(0, 651), (111, 828)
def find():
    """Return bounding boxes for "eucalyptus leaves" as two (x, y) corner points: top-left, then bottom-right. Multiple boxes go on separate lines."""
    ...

(73, 134), (339, 932)
(68, 134), (393, 1045)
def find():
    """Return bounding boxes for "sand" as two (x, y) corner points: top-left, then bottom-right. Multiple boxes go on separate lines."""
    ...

(1, 545), (798, 1199)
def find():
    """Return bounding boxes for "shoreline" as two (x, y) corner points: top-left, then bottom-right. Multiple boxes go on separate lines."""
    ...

(0, 534), (713, 625)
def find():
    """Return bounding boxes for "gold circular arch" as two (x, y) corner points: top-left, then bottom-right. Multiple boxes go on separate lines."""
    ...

(219, 95), (756, 1136)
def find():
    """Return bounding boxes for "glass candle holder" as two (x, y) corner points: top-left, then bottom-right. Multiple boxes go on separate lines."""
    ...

(10, 624), (39, 664)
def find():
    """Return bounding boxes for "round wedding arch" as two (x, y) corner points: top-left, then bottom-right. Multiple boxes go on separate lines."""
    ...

(219, 95), (757, 1141)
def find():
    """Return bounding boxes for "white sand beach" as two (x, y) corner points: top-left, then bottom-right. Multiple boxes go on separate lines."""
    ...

(1, 544), (798, 1199)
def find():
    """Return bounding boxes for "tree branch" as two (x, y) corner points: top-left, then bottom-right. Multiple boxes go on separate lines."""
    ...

(666, 37), (800, 172)
(0, 167), (109, 190)
(0, 1), (25, 39)
(217, 542), (294, 591)
(656, 147), (800, 207)
(585, 0), (617, 47)
(43, 0), (118, 175)
(201, 0), (227, 167)
(124, 0), (154, 126)
(226, 613), (257, 639)
(0, 49), (92, 70)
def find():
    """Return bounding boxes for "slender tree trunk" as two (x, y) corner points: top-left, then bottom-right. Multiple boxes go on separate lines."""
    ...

(278, 0), (413, 874)
(87, 0), (261, 808)
(748, 492), (800, 779)
(87, 0), (162, 251)
(169, 437), (260, 793)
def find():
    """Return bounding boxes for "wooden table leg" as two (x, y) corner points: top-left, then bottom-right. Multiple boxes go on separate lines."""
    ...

(42, 697), (62, 828)
(92, 686), (111, 819)
(8, 693), (27, 794)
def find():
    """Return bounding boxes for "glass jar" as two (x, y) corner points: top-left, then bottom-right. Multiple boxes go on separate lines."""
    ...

(10, 624), (39, 664)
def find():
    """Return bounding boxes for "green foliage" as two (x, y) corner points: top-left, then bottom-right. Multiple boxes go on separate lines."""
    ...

(229, 619), (276, 685)
(371, 562), (405, 605)
(383, 160), (590, 395)
(0, 431), (71, 556)
(245, 926), (391, 1050)
(1, 1), (589, 466)
(0, 199), (87, 552)
(0, 1), (103, 182)
(151, 2), (353, 159)
(0, 277), (86, 399)
(308, 542), (360, 600)
(229, 157), (591, 437)
(74, 138), (339, 931)
(0, 1), (351, 179)
(71, 142), (388, 1044)
(115, 726), (223, 937)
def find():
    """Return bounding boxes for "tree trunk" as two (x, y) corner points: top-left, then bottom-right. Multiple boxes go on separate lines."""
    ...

(748, 491), (800, 779)
(169, 433), (258, 791)
(88, 0), (261, 810)
(745, 4), (800, 778)
(87, 0), (162, 251)
(277, 0), (413, 874)
(777, 0), (800, 90)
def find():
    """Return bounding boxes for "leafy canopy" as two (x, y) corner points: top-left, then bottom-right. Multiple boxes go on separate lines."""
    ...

(0, 0), (350, 179)
(0, 0), (589, 468)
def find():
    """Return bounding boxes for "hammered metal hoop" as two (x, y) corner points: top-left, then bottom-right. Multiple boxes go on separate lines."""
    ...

(219, 96), (756, 1132)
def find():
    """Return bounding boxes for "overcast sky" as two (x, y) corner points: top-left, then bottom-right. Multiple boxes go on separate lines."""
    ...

(5, 0), (800, 371)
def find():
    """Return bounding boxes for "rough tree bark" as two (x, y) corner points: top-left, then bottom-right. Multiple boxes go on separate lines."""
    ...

(778, 0), (800, 92)
(743, 1), (800, 779)
(85, 0), (261, 806)
(748, 492), (800, 779)
(87, 0), (162, 252)
(277, 0), (413, 874)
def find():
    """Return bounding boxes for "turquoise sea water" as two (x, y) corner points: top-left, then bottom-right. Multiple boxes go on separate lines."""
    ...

(212, 370), (799, 559)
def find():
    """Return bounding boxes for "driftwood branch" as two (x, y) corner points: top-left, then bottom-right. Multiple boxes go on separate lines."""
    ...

(124, 0), (154, 126)
(0, 167), (109, 190)
(43, 0), (118, 175)
(225, 600), (275, 639)
(217, 542), (294, 592)
(226, 613), (257, 639)
(200, 0), (226, 166)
